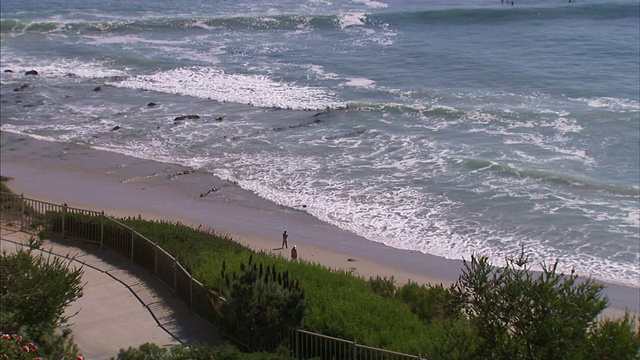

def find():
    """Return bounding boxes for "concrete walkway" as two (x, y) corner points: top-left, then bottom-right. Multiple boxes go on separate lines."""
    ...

(1, 225), (224, 360)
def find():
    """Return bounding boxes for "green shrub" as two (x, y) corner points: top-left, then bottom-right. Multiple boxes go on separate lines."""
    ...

(113, 343), (298, 360)
(396, 282), (451, 322)
(0, 242), (84, 335)
(368, 275), (396, 299)
(582, 313), (640, 359)
(0, 239), (84, 359)
(215, 257), (306, 352)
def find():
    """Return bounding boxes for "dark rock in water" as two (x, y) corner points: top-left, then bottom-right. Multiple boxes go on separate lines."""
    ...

(326, 128), (367, 140)
(111, 125), (121, 131)
(199, 187), (220, 197)
(215, 116), (225, 121)
(174, 114), (200, 121)
(168, 169), (194, 179)
(93, 86), (101, 91)
(147, 102), (157, 107)
(24, 70), (38, 76)
(4, 69), (13, 73)
(64, 73), (78, 77)
(13, 84), (29, 92)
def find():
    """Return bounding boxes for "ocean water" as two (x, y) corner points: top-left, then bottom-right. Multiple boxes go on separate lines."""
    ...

(1, 0), (638, 288)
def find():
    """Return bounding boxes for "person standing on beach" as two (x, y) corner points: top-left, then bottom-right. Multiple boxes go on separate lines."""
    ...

(282, 230), (288, 249)
(291, 245), (298, 261)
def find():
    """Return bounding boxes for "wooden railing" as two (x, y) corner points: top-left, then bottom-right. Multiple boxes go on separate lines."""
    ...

(0, 192), (424, 360)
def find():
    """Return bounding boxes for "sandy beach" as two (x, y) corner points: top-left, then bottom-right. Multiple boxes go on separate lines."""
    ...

(1, 130), (637, 318)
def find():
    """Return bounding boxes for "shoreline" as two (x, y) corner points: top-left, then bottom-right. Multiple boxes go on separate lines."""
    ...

(1, 131), (637, 317)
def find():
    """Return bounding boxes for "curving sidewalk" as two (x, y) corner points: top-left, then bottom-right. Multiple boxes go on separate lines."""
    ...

(0, 225), (224, 360)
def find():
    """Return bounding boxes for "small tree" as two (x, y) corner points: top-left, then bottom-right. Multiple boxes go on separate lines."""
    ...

(214, 256), (306, 351)
(449, 251), (611, 359)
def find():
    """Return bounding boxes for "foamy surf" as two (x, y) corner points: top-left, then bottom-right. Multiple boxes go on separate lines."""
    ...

(108, 67), (347, 111)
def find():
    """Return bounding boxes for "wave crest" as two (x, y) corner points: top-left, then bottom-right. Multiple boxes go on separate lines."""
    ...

(108, 67), (346, 111)
(462, 158), (639, 196)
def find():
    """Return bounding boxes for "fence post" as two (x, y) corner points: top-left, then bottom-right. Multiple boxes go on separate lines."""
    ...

(154, 243), (159, 277)
(295, 328), (299, 359)
(100, 211), (104, 250)
(190, 276), (194, 309)
(131, 229), (135, 262)
(353, 339), (357, 360)
(20, 193), (24, 230)
(61, 203), (66, 240)
(174, 259), (178, 291)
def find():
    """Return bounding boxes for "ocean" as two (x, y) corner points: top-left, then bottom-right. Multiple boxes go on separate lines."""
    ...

(1, 0), (638, 289)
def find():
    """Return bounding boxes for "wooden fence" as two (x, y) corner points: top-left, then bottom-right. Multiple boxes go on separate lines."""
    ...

(0, 192), (424, 360)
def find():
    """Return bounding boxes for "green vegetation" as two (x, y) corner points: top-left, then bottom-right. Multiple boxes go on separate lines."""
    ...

(215, 257), (306, 351)
(113, 342), (299, 360)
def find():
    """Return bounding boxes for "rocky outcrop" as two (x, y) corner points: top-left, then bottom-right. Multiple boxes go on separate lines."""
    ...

(174, 114), (200, 121)
(13, 84), (29, 92)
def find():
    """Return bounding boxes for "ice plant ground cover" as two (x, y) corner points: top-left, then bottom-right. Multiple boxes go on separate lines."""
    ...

(0, 333), (41, 360)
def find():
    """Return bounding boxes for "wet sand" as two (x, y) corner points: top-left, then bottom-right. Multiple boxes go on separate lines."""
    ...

(1, 130), (637, 317)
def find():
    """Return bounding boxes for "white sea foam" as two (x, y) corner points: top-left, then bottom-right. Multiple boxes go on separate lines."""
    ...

(352, 0), (388, 8)
(550, 117), (582, 134)
(0, 51), (127, 79)
(575, 96), (640, 112)
(338, 12), (367, 29)
(108, 67), (346, 111)
(85, 34), (185, 46)
(341, 77), (375, 88)
(306, 64), (340, 80)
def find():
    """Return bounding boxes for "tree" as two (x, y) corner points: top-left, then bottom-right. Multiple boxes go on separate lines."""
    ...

(448, 250), (615, 359)
(213, 256), (306, 352)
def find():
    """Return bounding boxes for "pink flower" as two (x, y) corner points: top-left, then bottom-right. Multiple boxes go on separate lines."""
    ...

(22, 345), (30, 352)
(35, 358), (43, 360)
(28, 342), (38, 350)
(0, 334), (9, 339)
(76, 356), (84, 360)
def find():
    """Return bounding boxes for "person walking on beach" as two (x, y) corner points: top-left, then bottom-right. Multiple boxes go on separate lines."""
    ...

(290, 245), (298, 261)
(282, 230), (289, 249)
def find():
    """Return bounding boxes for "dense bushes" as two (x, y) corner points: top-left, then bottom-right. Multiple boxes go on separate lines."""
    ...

(113, 342), (298, 360)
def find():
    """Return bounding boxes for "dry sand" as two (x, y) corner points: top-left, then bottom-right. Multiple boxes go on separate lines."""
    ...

(1, 131), (637, 318)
